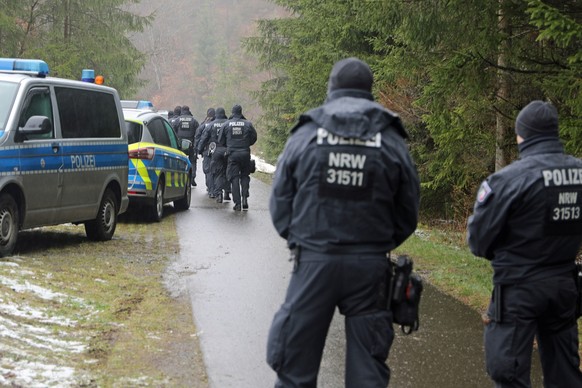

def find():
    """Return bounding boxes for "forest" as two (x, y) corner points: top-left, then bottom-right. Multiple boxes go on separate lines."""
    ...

(0, 0), (580, 222)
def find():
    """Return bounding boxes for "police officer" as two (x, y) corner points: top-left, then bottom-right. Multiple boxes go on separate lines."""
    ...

(170, 105), (182, 130)
(200, 107), (229, 203)
(175, 106), (199, 186)
(196, 108), (217, 197)
(221, 104), (257, 211)
(267, 57), (420, 387)
(467, 101), (582, 387)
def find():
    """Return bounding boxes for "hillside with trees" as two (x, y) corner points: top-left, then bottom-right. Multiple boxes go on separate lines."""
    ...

(127, 0), (285, 120)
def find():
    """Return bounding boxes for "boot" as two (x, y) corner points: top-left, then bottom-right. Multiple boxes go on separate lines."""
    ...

(233, 204), (241, 211)
(224, 192), (231, 201)
(242, 196), (248, 210)
(216, 193), (223, 203)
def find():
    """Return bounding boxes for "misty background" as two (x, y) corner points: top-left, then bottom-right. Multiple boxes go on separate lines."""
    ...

(126, 0), (285, 127)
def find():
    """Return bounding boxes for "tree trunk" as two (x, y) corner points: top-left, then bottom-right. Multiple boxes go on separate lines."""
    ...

(495, 0), (510, 171)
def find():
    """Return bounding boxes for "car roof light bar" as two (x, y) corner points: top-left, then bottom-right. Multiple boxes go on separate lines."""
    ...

(0, 58), (50, 77)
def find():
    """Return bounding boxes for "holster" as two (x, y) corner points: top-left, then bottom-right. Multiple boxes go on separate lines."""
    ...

(289, 245), (301, 273)
(387, 255), (423, 334)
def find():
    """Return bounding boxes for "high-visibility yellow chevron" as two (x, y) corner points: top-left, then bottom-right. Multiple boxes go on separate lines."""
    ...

(132, 159), (153, 191)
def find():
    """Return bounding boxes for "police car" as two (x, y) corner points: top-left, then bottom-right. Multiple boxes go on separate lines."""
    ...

(0, 58), (129, 256)
(123, 109), (192, 221)
(121, 99), (155, 110)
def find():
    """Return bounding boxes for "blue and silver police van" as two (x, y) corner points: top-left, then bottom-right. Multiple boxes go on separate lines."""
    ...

(0, 58), (129, 256)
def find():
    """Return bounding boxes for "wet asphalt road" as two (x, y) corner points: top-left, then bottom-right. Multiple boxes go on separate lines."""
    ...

(171, 170), (543, 387)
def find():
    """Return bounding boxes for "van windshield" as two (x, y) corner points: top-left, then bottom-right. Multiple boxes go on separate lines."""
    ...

(0, 82), (18, 133)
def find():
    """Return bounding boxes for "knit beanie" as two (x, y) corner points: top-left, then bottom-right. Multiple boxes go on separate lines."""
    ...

(215, 107), (226, 119)
(515, 100), (559, 139)
(232, 105), (243, 115)
(327, 57), (373, 93)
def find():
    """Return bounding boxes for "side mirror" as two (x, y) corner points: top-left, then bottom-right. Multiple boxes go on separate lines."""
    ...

(20, 115), (52, 135)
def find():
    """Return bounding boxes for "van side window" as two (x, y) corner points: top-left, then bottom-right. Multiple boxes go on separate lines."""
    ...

(55, 87), (120, 138)
(148, 118), (171, 147)
(19, 87), (54, 139)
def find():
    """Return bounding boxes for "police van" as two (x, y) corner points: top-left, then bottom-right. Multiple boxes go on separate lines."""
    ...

(0, 58), (129, 256)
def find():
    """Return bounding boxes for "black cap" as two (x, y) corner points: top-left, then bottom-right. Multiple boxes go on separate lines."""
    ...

(216, 107), (226, 117)
(515, 100), (559, 139)
(232, 104), (242, 115)
(174, 105), (182, 115)
(327, 57), (373, 93)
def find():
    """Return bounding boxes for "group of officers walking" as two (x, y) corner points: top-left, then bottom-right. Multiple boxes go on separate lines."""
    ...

(168, 104), (257, 211)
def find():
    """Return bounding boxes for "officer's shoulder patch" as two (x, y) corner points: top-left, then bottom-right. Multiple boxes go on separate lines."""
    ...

(476, 181), (493, 204)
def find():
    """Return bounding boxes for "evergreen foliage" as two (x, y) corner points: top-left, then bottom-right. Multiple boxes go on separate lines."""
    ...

(246, 0), (582, 221)
(0, 0), (152, 96)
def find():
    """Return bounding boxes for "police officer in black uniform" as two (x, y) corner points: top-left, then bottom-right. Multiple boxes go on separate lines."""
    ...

(170, 105), (182, 130)
(267, 58), (420, 387)
(200, 107), (229, 203)
(467, 100), (582, 388)
(175, 106), (199, 186)
(222, 104), (257, 211)
(196, 108), (216, 196)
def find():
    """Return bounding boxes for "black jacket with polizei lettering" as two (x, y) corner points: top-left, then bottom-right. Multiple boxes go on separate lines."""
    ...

(198, 114), (228, 153)
(269, 89), (420, 254)
(220, 114), (257, 153)
(467, 136), (582, 285)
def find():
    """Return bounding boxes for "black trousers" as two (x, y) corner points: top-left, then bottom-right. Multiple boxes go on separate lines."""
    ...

(484, 275), (582, 388)
(227, 150), (251, 206)
(211, 147), (228, 196)
(202, 153), (213, 193)
(267, 250), (393, 388)
(189, 153), (197, 181)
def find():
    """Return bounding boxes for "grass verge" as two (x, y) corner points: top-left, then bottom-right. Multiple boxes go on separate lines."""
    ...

(393, 225), (493, 313)
(393, 223), (582, 358)
(0, 208), (207, 387)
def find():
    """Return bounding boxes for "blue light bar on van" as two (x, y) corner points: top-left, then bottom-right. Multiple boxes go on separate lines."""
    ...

(81, 69), (95, 83)
(0, 58), (49, 77)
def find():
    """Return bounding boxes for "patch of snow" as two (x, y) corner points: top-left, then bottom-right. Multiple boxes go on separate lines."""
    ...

(0, 264), (96, 386)
(0, 261), (20, 267)
(251, 154), (276, 174)
(0, 275), (84, 304)
(0, 360), (77, 388)
(0, 310), (85, 354)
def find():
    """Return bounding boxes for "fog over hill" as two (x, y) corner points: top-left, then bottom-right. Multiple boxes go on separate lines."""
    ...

(127, 0), (284, 121)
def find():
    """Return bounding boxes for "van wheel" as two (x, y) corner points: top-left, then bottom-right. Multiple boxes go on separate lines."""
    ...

(0, 194), (19, 257)
(174, 174), (191, 211)
(150, 179), (164, 222)
(85, 189), (118, 241)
